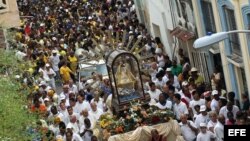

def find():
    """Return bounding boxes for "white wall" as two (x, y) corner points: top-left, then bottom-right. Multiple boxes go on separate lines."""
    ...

(146, 0), (174, 58)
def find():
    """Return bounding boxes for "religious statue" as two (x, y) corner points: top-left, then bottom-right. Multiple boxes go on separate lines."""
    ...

(115, 62), (136, 91)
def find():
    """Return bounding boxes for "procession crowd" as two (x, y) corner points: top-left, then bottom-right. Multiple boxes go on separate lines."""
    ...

(11, 0), (250, 141)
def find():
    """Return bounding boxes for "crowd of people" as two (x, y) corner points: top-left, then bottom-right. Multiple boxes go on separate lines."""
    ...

(11, 0), (250, 141)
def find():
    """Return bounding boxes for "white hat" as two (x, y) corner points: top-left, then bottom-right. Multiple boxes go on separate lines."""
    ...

(200, 105), (207, 112)
(182, 81), (189, 87)
(212, 90), (218, 95)
(15, 75), (21, 79)
(40, 23), (45, 26)
(52, 37), (57, 41)
(166, 68), (172, 72)
(39, 81), (47, 86)
(129, 31), (133, 34)
(45, 63), (50, 67)
(52, 50), (57, 53)
(44, 97), (50, 101)
(200, 123), (207, 127)
(190, 67), (198, 72)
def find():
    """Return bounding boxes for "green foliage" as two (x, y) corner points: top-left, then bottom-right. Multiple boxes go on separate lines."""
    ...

(0, 49), (37, 140)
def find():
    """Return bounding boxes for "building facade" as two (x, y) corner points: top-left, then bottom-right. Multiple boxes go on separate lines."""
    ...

(193, 0), (250, 102)
(134, 0), (213, 84)
(134, 0), (250, 102)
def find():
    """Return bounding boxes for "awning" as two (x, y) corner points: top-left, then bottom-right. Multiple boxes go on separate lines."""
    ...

(170, 26), (196, 42)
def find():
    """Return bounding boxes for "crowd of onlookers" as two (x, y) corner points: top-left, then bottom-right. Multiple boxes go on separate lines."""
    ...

(12, 0), (250, 141)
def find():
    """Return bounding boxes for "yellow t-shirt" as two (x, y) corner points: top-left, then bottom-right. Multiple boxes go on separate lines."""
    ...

(60, 66), (72, 82)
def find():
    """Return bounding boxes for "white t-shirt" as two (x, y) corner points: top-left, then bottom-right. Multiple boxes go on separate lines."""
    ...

(174, 101), (189, 120)
(89, 108), (103, 122)
(210, 99), (219, 111)
(207, 120), (217, 131)
(219, 105), (239, 120)
(189, 99), (206, 115)
(147, 89), (162, 101)
(195, 113), (209, 128)
(49, 55), (60, 71)
(155, 101), (172, 110)
(214, 122), (224, 141)
(196, 131), (216, 141)
(91, 98), (104, 111)
(75, 101), (91, 114)
(66, 122), (80, 134)
(179, 121), (197, 141)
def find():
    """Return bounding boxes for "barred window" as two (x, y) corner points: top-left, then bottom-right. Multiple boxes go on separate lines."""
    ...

(201, 0), (216, 34)
(223, 6), (241, 55)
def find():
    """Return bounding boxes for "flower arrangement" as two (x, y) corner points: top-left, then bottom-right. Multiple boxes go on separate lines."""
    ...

(98, 100), (174, 136)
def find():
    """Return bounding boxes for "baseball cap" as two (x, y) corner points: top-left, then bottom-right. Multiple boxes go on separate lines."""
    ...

(190, 67), (198, 72)
(200, 122), (207, 127)
(212, 90), (218, 95)
(44, 97), (50, 101)
(182, 81), (189, 87)
(200, 105), (207, 112)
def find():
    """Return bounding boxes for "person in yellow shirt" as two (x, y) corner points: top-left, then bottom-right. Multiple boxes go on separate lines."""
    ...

(68, 51), (78, 74)
(60, 61), (74, 83)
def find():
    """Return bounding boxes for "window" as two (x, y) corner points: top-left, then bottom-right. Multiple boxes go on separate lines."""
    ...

(0, 0), (8, 13)
(223, 6), (241, 55)
(246, 13), (250, 45)
(201, 0), (216, 34)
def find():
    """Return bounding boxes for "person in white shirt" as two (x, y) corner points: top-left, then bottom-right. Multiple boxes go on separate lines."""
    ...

(66, 115), (80, 134)
(75, 93), (91, 114)
(59, 102), (69, 125)
(78, 109), (95, 129)
(210, 90), (220, 112)
(147, 82), (162, 104)
(195, 105), (209, 128)
(149, 62), (158, 82)
(67, 106), (80, 122)
(89, 102), (103, 122)
(162, 68), (172, 83)
(42, 63), (56, 89)
(68, 79), (78, 94)
(173, 93), (189, 121)
(39, 81), (52, 93)
(155, 93), (172, 110)
(214, 114), (225, 141)
(179, 114), (198, 141)
(219, 101), (239, 120)
(154, 70), (166, 89)
(91, 91), (104, 111)
(189, 89), (205, 116)
(80, 118), (93, 141)
(207, 111), (217, 133)
(49, 50), (60, 79)
(196, 123), (216, 141)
